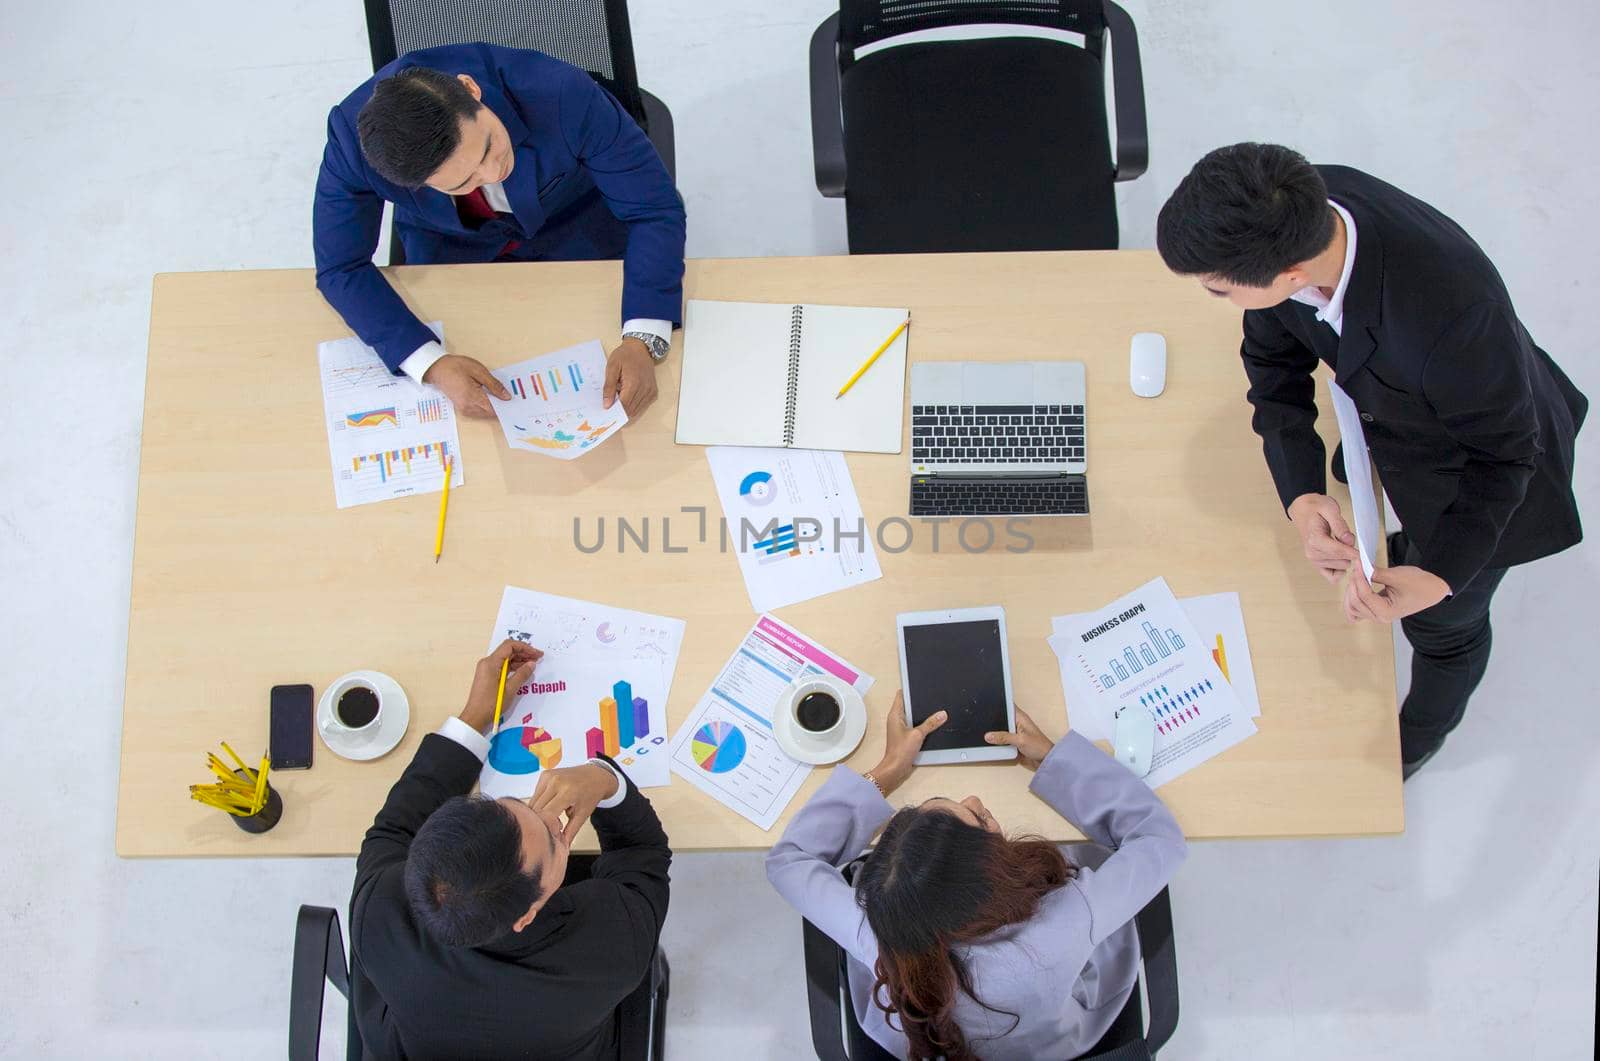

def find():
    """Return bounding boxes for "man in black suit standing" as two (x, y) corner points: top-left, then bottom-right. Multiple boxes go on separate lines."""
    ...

(1157, 143), (1586, 779)
(350, 639), (670, 1058)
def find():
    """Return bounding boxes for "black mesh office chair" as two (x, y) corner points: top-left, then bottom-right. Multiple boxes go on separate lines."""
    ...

(810, 0), (1147, 254)
(289, 904), (671, 1060)
(801, 872), (1180, 1060)
(361, 0), (676, 263)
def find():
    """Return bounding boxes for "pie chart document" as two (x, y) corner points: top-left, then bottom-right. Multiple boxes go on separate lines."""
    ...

(668, 614), (874, 830)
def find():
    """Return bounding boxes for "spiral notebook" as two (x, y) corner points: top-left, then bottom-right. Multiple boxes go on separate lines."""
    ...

(675, 299), (909, 453)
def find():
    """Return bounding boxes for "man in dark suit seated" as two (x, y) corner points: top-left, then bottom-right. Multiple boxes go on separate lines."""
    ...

(1157, 143), (1586, 779)
(350, 639), (671, 1059)
(314, 42), (686, 419)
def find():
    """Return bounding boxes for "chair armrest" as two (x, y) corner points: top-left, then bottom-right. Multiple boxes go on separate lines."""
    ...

(290, 905), (351, 1061)
(1102, 0), (1148, 182)
(810, 13), (847, 198)
(640, 88), (676, 182)
(1134, 887), (1179, 1052)
(802, 918), (851, 1061)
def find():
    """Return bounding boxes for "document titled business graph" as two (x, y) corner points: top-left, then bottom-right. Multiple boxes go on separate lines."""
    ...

(318, 325), (463, 509)
(668, 616), (873, 829)
(1047, 577), (1256, 789)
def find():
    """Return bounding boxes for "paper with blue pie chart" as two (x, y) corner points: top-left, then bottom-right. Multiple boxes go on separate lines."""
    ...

(706, 447), (881, 613)
(669, 614), (874, 829)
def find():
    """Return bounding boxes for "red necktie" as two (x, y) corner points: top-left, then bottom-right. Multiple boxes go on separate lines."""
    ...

(454, 188), (522, 259)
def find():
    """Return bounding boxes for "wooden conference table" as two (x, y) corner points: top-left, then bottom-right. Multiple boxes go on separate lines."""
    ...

(117, 251), (1402, 857)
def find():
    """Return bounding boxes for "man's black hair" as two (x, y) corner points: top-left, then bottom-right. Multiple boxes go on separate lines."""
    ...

(357, 67), (482, 188)
(1156, 143), (1336, 287)
(403, 795), (545, 947)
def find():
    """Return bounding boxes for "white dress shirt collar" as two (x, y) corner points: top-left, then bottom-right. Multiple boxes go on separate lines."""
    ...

(1288, 200), (1358, 337)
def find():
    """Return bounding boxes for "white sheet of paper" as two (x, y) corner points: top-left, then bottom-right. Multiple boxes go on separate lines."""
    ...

(1051, 590), (1261, 742)
(706, 447), (882, 612)
(1328, 379), (1380, 579)
(668, 615), (874, 830)
(318, 325), (464, 509)
(485, 587), (686, 789)
(487, 340), (627, 460)
(1047, 577), (1256, 788)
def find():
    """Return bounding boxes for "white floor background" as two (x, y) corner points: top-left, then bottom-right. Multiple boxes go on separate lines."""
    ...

(1, 1), (1596, 1057)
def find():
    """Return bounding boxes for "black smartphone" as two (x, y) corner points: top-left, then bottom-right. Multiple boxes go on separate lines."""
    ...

(270, 684), (315, 769)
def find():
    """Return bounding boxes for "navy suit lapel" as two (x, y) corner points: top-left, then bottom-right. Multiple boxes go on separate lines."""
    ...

(1332, 203), (1384, 387)
(480, 82), (548, 234)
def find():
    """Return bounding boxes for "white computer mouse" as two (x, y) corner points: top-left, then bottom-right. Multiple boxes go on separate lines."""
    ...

(1113, 706), (1156, 777)
(1129, 331), (1167, 398)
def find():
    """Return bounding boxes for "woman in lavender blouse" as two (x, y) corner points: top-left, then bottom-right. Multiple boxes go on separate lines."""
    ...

(767, 694), (1188, 1061)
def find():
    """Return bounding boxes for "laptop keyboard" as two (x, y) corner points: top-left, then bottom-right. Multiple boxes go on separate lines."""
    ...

(910, 475), (1089, 516)
(911, 404), (1085, 465)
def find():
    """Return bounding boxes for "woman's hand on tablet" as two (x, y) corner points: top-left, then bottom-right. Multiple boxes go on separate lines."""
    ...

(869, 691), (947, 795)
(984, 708), (1054, 770)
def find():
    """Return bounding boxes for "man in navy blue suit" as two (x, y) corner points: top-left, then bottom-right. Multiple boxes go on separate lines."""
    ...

(314, 43), (686, 419)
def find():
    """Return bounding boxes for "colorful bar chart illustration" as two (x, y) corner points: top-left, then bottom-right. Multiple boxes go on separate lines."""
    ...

(586, 676), (653, 761)
(752, 523), (801, 566)
(345, 407), (398, 429)
(1136, 680), (1218, 735)
(508, 361), (585, 401)
(416, 397), (446, 423)
(350, 441), (450, 483)
(1096, 621), (1191, 689)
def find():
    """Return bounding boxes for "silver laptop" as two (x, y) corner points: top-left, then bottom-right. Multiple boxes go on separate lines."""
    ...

(908, 361), (1089, 516)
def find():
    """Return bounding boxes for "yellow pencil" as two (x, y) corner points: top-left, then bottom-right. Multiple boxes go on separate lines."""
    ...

(253, 755), (270, 812)
(835, 317), (910, 399)
(434, 457), (454, 563)
(491, 656), (510, 733)
(219, 741), (250, 774)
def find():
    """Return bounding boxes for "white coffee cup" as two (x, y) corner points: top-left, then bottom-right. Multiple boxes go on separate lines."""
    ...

(329, 675), (384, 733)
(784, 676), (849, 740)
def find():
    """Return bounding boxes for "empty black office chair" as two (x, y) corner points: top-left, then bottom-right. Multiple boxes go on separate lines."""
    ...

(810, 0), (1147, 254)
(801, 877), (1180, 1060)
(289, 904), (671, 1060)
(362, 0), (676, 264)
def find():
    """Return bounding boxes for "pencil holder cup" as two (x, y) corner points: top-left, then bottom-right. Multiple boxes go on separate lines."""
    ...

(231, 770), (284, 834)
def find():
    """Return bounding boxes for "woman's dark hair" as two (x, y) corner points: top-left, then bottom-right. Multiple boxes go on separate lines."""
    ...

(854, 805), (1074, 1060)
(403, 795), (545, 947)
(1156, 142), (1336, 287)
(357, 66), (483, 188)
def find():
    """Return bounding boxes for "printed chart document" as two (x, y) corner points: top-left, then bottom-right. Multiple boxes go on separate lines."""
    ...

(1050, 590), (1261, 742)
(487, 340), (627, 459)
(318, 325), (464, 509)
(668, 615), (873, 829)
(484, 587), (686, 789)
(1328, 379), (1380, 579)
(706, 446), (882, 612)
(1047, 578), (1256, 789)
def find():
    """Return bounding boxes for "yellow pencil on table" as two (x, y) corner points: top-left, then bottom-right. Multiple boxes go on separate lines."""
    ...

(835, 317), (910, 399)
(434, 456), (454, 563)
(491, 656), (510, 733)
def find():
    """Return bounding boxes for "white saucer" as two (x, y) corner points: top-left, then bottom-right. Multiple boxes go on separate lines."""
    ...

(318, 670), (410, 761)
(773, 678), (868, 765)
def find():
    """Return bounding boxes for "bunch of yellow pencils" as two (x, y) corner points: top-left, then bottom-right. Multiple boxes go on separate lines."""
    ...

(190, 741), (271, 817)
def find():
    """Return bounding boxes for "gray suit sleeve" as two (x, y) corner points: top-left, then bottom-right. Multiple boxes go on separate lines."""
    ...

(1030, 732), (1188, 944)
(765, 768), (892, 968)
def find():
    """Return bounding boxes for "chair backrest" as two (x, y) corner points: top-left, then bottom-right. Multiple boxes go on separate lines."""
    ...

(837, 0), (1108, 54)
(362, 0), (647, 125)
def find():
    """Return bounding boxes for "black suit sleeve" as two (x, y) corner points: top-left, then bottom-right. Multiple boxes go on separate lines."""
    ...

(587, 757), (672, 974)
(1417, 302), (1542, 590)
(1241, 309), (1328, 512)
(355, 733), (484, 891)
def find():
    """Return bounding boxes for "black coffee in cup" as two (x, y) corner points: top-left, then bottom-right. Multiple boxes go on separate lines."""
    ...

(336, 685), (380, 728)
(796, 691), (842, 733)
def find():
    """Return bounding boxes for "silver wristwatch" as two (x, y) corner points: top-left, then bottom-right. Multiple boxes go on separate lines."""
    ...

(623, 331), (671, 362)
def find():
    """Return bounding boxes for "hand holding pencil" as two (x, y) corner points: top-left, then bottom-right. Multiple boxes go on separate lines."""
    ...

(461, 639), (545, 734)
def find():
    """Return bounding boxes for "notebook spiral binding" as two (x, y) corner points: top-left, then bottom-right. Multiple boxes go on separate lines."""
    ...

(783, 304), (803, 445)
